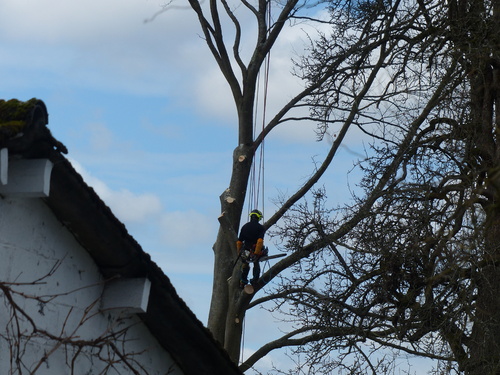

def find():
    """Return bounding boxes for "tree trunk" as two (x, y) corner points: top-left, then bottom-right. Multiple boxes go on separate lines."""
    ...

(207, 144), (254, 350)
(468, 211), (500, 374)
(223, 261), (250, 362)
(464, 6), (500, 367)
(208, 227), (237, 343)
(467, 61), (500, 370)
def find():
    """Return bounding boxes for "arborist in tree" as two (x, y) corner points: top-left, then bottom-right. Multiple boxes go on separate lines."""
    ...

(236, 209), (267, 289)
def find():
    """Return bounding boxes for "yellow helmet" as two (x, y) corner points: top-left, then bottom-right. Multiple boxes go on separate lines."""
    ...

(249, 209), (263, 221)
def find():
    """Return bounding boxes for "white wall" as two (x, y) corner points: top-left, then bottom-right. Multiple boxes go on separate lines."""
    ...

(0, 197), (182, 375)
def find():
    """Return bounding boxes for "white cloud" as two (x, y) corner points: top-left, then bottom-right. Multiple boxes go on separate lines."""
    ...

(100, 188), (163, 223)
(190, 6), (333, 141)
(196, 67), (236, 121)
(85, 122), (115, 152)
(159, 210), (216, 251)
(1, 0), (168, 43)
(0, 0), (332, 142)
(0, 0), (204, 96)
(69, 159), (162, 223)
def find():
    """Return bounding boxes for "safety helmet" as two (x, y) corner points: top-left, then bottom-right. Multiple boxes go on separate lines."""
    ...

(249, 209), (263, 221)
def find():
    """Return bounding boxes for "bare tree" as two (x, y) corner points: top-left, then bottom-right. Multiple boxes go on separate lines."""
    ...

(181, 0), (348, 363)
(238, 0), (500, 373)
(169, 0), (478, 370)
(161, 0), (500, 371)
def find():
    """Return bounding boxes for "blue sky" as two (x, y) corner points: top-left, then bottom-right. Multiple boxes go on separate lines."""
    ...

(0, 0), (374, 372)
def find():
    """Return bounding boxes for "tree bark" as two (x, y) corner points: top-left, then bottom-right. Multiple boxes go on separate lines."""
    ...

(462, 3), (500, 367)
(468, 211), (500, 374)
(466, 68), (500, 373)
(224, 263), (252, 362)
(207, 144), (254, 348)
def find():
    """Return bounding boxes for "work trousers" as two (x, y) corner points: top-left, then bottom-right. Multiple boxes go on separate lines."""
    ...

(240, 261), (261, 284)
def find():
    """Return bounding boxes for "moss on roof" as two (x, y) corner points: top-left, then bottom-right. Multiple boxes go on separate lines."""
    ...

(0, 98), (39, 139)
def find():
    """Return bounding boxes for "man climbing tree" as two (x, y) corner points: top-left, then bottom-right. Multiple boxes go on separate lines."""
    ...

(178, 0), (341, 363)
(236, 209), (266, 289)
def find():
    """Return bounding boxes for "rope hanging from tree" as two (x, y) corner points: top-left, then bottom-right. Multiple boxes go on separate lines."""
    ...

(240, 4), (272, 368)
(247, 36), (271, 220)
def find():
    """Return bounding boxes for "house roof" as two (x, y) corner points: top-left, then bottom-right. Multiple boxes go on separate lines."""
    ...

(0, 98), (243, 375)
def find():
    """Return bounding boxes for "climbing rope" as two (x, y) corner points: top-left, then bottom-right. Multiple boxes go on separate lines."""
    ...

(240, 4), (272, 366)
(247, 31), (271, 218)
(240, 316), (246, 365)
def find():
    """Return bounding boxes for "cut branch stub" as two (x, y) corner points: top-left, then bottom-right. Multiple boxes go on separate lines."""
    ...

(219, 188), (236, 206)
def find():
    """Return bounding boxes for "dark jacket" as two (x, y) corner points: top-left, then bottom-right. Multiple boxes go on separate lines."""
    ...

(238, 218), (265, 248)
